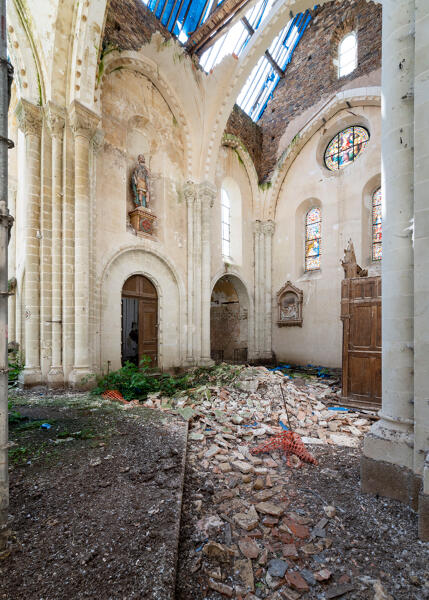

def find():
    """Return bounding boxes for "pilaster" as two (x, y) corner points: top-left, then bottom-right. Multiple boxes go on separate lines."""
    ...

(262, 220), (275, 359)
(252, 220), (262, 359)
(199, 181), (216, 366)
(45, 102), (65, 388)
(15, 99), (43, 387)
(184, 181), (197, 365)
(68, 101), (100, 388)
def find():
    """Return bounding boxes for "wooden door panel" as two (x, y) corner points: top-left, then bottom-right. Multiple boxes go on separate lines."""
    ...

(342, 275), (381, 408)
(350, 304), (373, 349)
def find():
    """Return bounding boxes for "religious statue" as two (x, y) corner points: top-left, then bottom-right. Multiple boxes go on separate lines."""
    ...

(131, 154), (150, 209)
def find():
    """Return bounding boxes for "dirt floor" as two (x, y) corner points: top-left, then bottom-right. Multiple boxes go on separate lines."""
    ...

(1, 392), (187, 600)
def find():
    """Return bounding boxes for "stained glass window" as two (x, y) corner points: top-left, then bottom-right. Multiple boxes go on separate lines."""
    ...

(221, 188), (231, 258)
(338, 33), (357, 78)
(372, 187), (382, 260)
(305, 207), (321, 271)
(324, 126), (369, 171)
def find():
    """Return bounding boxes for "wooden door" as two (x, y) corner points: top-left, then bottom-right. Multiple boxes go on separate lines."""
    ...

(341, 276), (381, 408)
(122, 275), (158, 367)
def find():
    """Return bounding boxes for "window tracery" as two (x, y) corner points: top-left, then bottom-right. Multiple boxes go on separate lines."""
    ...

(324, 126), (369, 171)
(305, 207), (321, 271)
(372, 187), (382, 260)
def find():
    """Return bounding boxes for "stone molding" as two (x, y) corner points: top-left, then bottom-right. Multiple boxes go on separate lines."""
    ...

(69, 100), (100, 140)
(15, 99), (42, 136)
(44, 102), (66, 138)
(253, 220), (262, 234)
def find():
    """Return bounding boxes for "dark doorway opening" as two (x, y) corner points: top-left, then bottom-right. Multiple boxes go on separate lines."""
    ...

(121, 275), (158, 367)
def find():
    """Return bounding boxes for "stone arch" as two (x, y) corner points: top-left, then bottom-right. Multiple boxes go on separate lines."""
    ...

(266, 88), (381, 220)
(98, 246), (185, 372)
(202, 0), (382, 182)
(7, 0), (46, 104)
(222, 133), (259, 216)
(210, 270), (255, 359)
(100, 52), (193, 178)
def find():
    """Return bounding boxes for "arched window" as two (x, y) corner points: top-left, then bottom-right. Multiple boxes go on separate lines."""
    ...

(338, 32), (357, 78)
(305, 207), (321, 271)
(221, 188), (231, 258)
(324, 126), (369, 171)
(372, 187), (382, 260)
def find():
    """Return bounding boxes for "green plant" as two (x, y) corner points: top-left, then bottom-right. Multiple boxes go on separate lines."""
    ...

(91, 357), (189, 401)
(8, 352), (24, 387)
(8, 400), (24, 425)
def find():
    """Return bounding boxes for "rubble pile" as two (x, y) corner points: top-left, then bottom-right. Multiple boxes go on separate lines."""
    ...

(164, 366), (386, 599)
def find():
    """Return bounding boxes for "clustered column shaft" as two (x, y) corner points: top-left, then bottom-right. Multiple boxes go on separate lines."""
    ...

(16, 100), (42, 386)
(69, 101), (99, 388)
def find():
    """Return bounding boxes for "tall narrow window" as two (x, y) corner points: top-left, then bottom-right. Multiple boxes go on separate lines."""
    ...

(305, 207), (321, 271)
(221, 188), (231, 258)
(372, 187), (382, 260)
(338, 33), (357, 78)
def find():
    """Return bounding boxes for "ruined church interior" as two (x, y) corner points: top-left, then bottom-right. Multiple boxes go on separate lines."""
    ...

(3, 0), (429, 597)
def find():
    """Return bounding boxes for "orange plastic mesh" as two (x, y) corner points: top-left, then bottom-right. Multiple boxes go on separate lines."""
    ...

(102, 389), (127, 403)
(250, 431), (317, 467)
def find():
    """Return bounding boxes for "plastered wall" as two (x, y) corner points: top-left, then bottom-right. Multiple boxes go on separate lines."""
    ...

(272, 105), (381, 368)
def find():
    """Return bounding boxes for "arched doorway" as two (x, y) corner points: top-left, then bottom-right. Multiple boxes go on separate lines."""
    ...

(121, 275), (158, 367)
(210, 275), (248, 362)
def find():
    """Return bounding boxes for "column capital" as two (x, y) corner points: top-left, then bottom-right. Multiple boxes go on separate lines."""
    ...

(198, 181), (217, 208)
(184, 180), (197, 205)
(92, 128), (105, 154)
(15, 99), (42, 137)
(44, 101), (65, 139)
(69, 100), (100, 140)
(253, 220), (262, 234)
(261, 220), (275, 236)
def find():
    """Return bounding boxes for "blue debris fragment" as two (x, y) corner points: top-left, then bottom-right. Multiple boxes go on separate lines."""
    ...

(243, 421), (259, 428)
(279, 420), (289, 431)
(327, 406), (349, 412)
(40, 423), (51, 430)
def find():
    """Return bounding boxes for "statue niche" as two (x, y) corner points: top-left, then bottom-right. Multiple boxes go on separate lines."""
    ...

(129, 154), (157, 236)
(277, 281), (303, 327)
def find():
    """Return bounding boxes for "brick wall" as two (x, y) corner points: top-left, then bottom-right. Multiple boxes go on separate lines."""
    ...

(224, 104), (263, 179)
(258, 0), (382, 180)
(103, 0), (172, 51)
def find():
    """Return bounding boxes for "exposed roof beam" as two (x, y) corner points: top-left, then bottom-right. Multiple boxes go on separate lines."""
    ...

(264, 49), (285, 78)
(185, 0), (252, 54)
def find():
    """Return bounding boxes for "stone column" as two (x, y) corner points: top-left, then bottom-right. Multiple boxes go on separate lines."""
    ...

(361, 0), (417, 506)
(262, 220), (275, 359)
(199, 182), (216, 365)
(68, 101), (100, 388)
(16, 100), (42, 387)
(414, 0), (429, 541)
(193, 188), (202, 362)
(184, 181), (196, 364)
(45, 103), (65, 388)
(253, 220), (262, 359)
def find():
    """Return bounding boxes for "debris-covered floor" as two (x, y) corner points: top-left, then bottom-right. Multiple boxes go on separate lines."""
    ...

(173, 365), (428, 600)
(2, 364), (429, 599)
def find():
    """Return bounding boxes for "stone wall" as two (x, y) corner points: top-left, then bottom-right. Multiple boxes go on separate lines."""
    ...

(258, 0), (382, 180)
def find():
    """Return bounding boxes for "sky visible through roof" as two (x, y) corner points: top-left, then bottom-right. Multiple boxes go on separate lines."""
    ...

(141, 0), (311, 121)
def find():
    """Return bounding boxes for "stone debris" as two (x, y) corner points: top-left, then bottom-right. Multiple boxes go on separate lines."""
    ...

(172, 365), (380, 598)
